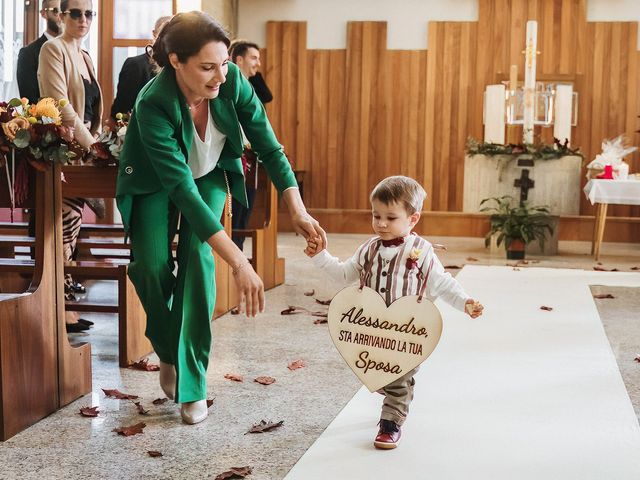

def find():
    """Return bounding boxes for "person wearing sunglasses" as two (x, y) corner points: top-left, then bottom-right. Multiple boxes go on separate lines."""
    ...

(38, 0), (104, 330)
(17, 0), (63, 105)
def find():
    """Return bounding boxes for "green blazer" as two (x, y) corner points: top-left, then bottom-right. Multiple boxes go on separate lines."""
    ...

(116, 63), (297, 242)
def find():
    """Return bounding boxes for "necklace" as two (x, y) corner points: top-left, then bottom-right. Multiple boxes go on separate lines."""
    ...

(187, 98), (206, 111)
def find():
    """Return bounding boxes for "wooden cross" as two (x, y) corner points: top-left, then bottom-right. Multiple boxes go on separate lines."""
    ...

(514, 169), (535, 204)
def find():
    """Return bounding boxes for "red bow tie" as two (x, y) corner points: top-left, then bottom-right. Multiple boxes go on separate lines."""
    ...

(380, 237), (405, 248)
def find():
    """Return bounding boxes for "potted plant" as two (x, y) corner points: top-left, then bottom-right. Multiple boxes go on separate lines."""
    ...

(480, 196), (554, 260)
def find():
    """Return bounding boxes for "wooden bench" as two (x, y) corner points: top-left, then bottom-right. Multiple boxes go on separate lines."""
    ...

(0, 166), (90, 440)
(0, 257), (152, 368)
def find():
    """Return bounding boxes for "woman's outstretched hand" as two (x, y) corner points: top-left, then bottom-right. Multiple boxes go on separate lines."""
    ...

(282, 188), (328, 248)
(207, 230), (265, 318)
(232, 261), (265, 317)
(291, 211), (327, 245)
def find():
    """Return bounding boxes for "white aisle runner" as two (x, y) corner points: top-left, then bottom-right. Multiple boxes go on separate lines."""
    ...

(285, 266), (640, 480)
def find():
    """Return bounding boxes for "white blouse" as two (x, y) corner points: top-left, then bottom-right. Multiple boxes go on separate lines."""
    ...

(189, 104), (227, 179)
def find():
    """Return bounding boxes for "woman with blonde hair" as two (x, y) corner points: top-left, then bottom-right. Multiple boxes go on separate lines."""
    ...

(38, 0), (101, 327)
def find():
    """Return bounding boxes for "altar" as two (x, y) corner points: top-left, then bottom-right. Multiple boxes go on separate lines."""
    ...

(463, 154), (583, 215)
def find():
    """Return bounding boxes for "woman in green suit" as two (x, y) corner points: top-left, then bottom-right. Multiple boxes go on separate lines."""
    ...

(116, 12), (325, 425)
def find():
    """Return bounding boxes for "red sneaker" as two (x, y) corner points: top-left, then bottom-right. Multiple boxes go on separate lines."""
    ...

(374, 419), (401, 449)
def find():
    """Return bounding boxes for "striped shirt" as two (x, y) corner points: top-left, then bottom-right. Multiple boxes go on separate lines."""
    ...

(311, 233), (470, 311)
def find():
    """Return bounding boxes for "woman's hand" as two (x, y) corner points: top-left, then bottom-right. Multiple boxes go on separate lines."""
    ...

(232, 260), (265, 317)
(282, 188), (328, 247)
(59, 125), (75, 143)
(291, 210), (327, 244)
(207, 230), (265, 318)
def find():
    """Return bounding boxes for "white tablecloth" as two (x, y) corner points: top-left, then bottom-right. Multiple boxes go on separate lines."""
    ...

(583, 179), (640, 205)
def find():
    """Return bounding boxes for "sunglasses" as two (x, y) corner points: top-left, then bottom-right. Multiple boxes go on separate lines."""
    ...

(62, 9), (97, 20)
(42, 7), (60, 14)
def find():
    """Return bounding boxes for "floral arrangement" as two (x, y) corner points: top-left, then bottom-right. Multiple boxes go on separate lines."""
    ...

(1, 97), (77, 166)
(466, 137), (583, 161)
(1, 97), (77, 212)
(86, 112), (129, 166)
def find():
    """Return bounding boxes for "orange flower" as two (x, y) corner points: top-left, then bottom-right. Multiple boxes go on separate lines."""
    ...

(31, 98), (62, 123)
(1, 117), (30, 141)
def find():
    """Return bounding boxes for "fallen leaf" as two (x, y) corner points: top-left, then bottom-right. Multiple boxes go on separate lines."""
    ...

(214, 466), (253, 480)
(79, 406), (99, 417)
(128, 358), (160, 372)
(314, 318), (328, 324)
(444, 265), (462, 269)
(147, 451), (163, 458)
(133, 401), (149, 415)
(224, 373), (244, 382)
(152, 398), (169, 405)
(593, 293), (615, 299)
(281, 305), (326, 316)
(281, 306), (302, 315)
(315, 298), (331, 306)
(207, 399), (214, 408)
(634, 355), (640, 363)
(254, 376), (276, 385)
(287, 360), (306, 371)
(304, 290), (315, 296)
(466, 257), (478, 262)
(102, 388), (139, 400)
(112, 422), (146, 436)
(246, 420), (284, 434)
(593, 266), (619, 272)
(540, 306), (553, 311)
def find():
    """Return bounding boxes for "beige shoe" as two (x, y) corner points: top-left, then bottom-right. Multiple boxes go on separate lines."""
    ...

(180, 400), (208, 424)
(159, 361), (176, 400)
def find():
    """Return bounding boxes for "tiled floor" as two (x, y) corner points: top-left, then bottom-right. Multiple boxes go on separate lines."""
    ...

(0, 233), (638, 479)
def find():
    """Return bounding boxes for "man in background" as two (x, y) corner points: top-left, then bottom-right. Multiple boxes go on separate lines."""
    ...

(17, 0), (63, 104)
(229, 40), (273, 249)
(110, 15), (172, 118)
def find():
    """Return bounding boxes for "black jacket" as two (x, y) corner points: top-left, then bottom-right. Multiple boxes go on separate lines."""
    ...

(249, 72), (273, 105)
(17, 34), (48, 104)
(110, 53), (154, 118)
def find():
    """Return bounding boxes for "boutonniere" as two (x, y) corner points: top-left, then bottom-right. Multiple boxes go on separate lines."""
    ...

(405, 248), (422, 270)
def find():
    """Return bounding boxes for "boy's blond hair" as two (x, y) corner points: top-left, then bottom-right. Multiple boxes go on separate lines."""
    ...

(370, 176), (427, 215)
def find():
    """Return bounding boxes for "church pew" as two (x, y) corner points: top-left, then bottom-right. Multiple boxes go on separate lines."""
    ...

(0, 167), (90, 440)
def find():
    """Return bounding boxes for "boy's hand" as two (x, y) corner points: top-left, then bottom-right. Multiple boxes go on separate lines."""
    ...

(464, 299), (484, 319)
(304, 235), (324, 257)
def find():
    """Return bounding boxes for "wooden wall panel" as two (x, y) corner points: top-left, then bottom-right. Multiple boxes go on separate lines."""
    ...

(263, 1), (639, 237)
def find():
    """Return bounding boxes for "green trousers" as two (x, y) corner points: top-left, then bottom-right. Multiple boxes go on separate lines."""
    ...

(128, 168), (227, 403)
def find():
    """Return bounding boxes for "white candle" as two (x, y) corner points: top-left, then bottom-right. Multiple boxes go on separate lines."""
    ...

(484, 84), (506, 144)
(523, 21), (537, 144)
(554, 84), (573, 146)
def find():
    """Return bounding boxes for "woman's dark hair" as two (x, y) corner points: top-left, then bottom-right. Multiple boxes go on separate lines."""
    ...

(150, 11), (230, 69)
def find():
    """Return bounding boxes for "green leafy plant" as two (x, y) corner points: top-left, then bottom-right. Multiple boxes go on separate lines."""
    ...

(480, 195), (554, 251)
(466, 137), (583, 160)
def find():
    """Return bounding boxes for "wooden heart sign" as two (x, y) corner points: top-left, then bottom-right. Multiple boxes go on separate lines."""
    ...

(328, 285), (443, 392)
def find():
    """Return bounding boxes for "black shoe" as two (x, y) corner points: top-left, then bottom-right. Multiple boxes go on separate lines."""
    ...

(77, 318), (94, 327)
(66, 322), (90, 333)
(70, 281), (86, 294)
